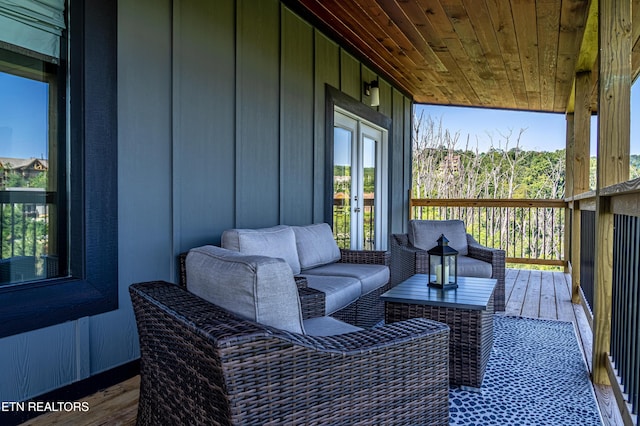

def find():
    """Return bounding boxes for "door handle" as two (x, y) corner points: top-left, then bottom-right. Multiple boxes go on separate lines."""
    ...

(354, 207), (361, 213)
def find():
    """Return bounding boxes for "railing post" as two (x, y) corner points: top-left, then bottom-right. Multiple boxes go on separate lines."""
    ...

(565, 113), (574, 276)
(570, 201), (582, 304)
(594, 0), (632, 386)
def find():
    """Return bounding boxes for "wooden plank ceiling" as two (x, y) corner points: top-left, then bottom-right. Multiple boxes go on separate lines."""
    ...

(296, 0), (640, 114)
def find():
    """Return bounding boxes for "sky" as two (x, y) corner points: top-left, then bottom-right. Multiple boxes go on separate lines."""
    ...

(416, 84), (640, 156)
(2, 69), (640, 159)
(0, 72), (49, 160)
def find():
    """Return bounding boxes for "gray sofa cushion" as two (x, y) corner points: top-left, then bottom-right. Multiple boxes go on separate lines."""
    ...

(457, 255), (493, 279)
(304, 263), (390, 295)
(303, 316), (362, 336)
(186, 245), (304, 334)
(293, 223), (341, 270)
(301, 274), (361, 315)
(408, 220), (469, 256)
(221, 225), (301, 275)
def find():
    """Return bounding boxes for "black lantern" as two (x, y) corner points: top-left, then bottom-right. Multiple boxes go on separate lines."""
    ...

(428, 234), (458, 290)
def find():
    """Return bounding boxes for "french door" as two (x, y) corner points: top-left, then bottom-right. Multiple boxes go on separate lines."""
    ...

(332, 109), (388, 250)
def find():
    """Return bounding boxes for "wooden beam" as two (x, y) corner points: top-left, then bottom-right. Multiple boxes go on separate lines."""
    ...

(505, 257), (567, 267)
(566, 0), (599, 113)
(576, 0), (600, 72)
(410, 198), (567, 208)
(593, 0), (632, 386)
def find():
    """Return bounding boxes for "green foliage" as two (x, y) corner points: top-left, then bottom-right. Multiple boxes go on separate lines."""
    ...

(412, 113), (567, 270)
(589, 155), (640, 189)
(1, 169), (49, 267)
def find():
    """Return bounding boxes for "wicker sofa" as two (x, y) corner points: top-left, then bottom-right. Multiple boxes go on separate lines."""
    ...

(391, 220), (506, 311)
(130, 250), (450, 424)
(180, 223), (391, 328)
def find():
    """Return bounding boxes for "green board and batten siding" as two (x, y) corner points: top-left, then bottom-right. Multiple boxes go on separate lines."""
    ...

(281, 7), (314, 226)
(173, 0), (236, 247)
(313, 33), (340, 223)
(0, 0), (413, 403)
(235, 0), (281, 229)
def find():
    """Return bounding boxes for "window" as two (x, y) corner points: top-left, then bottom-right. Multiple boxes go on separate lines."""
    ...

(0, 48), (63, 285)
(0, 1), (118, 338)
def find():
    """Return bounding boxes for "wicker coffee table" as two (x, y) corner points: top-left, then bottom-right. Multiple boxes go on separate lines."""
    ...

(381, 274), (496, 390)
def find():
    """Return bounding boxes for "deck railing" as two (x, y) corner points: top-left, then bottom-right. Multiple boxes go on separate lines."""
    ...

(612, 213), (639, 416)
(410, 198), (568, 267)
(572, 184), (640, 420)
(333, 197), (376, 250)
(0, 190), (51, 284)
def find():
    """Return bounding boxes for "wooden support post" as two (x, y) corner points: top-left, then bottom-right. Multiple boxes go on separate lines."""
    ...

(594, 0), (632, 385)
(565, 114), (574, 275)
(574, 72), (592, 195)
(565, 113), (575, 199)
(571, 72), (593, 302)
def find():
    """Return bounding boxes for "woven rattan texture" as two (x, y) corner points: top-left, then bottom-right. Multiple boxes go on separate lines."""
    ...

(385, 294), (495, 389)
(390, 234), (506, 311)
(336, 248), (391, 327)
(130, 281), (450, 425)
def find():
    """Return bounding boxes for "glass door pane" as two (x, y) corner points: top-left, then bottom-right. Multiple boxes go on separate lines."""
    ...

(333, 125), (352, 249)
(362, 135), (376, 250)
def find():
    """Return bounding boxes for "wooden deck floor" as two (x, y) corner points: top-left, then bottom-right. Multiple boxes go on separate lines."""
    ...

(21, 269), (623, 426)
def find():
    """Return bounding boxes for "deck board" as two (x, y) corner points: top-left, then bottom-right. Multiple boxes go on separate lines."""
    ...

(505, 267), (529, 316)
(22, 269), (624, 426)
(538, 271), (557, 319)
(520, 269), (542, 318)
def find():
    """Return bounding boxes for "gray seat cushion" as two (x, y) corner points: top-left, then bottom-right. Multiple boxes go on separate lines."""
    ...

(304, 263), (390, 295)
(301, 274), (361, 315)
(221, 225), (301, 275)
(293, 223), (341, 270)
(408, 219), (469, 255)
(186, 245), (304, 334)
(303, 316), (362, 336)
(457, 255), (493, 279)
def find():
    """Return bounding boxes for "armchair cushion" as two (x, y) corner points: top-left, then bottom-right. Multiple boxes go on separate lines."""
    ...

(293, 223), (341, 270)
(457, 255), (493, 278)
(186, 245), (304, 334)
(303, 316), (362, 336)
(221, 225), (301, 275)
(408, 219), (469, 255)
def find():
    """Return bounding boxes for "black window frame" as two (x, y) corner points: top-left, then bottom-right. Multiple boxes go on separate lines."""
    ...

(0, 0), (118, 338)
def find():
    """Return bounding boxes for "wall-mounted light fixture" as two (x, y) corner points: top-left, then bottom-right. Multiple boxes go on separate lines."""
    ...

(364, 80), (380, 107)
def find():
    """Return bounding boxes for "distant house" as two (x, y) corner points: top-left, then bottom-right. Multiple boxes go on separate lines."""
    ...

(0, 157), (48, 188)
(440, 154), (461, 173)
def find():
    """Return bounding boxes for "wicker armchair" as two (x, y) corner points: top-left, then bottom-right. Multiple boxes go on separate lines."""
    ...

(130, 281), (450, 425)
(391, 227), (506, 311)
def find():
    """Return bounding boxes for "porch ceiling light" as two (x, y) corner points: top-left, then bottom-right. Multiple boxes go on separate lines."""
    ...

(364, 80), (380, 107)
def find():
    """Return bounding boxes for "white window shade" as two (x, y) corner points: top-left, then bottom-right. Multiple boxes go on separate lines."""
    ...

(0, 0), (65, 61)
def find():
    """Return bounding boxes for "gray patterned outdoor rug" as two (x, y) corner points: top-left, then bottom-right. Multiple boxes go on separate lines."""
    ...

(449, 315), (603, 425)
